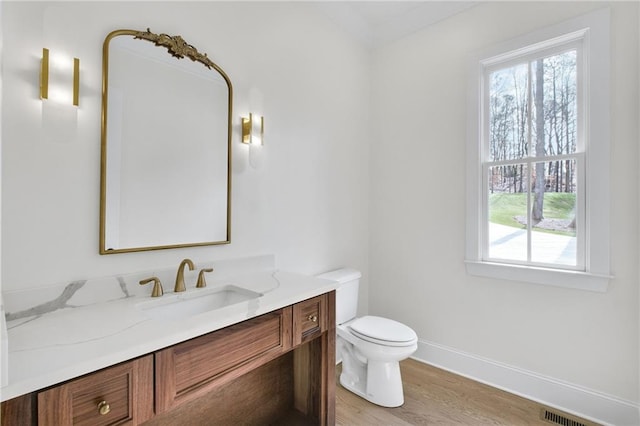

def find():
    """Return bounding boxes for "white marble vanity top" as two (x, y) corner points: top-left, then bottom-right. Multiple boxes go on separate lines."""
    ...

(0, 256), (338, 402)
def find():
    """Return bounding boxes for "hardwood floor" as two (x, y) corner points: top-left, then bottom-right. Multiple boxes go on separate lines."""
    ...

(335, 359), (596, 426)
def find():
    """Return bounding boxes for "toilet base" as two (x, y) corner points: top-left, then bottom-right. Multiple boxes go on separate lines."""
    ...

(339, 359), (405, 408)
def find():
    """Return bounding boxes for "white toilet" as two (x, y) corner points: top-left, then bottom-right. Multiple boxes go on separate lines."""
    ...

(317, 268), (417, 408)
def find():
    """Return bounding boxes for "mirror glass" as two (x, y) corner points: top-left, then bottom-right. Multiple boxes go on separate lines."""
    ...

(100, 29), (232, 254)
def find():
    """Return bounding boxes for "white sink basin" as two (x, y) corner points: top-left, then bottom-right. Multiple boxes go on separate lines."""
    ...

(137, 285), (262, 320)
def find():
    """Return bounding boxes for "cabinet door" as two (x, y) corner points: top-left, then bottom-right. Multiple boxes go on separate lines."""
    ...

(155, 307), (292, 413)
(293, 294), (328, 345)
(37, 355), (153, 426)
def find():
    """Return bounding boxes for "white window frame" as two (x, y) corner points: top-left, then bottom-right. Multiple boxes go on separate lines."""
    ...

(465, 9), (612, 292)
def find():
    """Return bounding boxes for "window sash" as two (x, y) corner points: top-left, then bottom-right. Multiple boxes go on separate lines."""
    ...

(482, 43), (584, 162)
(481, 153), (585, 270)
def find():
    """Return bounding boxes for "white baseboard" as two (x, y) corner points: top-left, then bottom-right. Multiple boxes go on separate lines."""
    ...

(412, 340), (639, 426)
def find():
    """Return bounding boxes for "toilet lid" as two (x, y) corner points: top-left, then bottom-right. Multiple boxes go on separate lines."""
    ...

(348, 316), (417, 346)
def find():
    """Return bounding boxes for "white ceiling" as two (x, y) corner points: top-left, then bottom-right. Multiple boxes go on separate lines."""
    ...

(315, 1), (477, 48)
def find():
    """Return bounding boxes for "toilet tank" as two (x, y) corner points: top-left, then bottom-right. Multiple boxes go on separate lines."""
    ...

(316, 268), (362, 325)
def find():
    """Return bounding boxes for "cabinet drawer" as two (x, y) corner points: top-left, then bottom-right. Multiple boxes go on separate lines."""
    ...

(155, 307), (292, 412)
(37, 355), (153, 426)
(293, 294), (328, 345)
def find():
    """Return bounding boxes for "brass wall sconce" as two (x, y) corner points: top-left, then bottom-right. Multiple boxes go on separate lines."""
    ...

(40, 48), (80, 106)
(241, 113), (264, 145)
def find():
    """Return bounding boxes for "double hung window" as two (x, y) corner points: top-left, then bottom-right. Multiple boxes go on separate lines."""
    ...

(484, 39), (583, 269)
(465, 10), (611, 291)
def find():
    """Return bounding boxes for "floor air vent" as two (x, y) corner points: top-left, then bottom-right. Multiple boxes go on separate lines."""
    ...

(541, 408), (593, 426)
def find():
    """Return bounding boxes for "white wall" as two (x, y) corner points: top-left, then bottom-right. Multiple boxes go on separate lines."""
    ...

(0, 2), (370, 312)
(370, 0), (639, 405)
(637, 1), (640, 412)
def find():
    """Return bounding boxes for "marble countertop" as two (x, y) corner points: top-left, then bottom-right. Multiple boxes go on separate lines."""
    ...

(1, 261), (337, 402)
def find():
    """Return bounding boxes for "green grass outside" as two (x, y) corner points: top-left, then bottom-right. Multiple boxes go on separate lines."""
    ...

(489, 192), (576, 235)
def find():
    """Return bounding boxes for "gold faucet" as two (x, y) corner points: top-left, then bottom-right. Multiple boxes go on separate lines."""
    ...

(174, 258), (195, 292)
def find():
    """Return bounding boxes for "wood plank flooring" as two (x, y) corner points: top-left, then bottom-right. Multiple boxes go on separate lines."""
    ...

(336, 359), (596, 426)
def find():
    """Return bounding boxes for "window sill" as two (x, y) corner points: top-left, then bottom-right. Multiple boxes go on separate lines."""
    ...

(464, 260), (611, 292)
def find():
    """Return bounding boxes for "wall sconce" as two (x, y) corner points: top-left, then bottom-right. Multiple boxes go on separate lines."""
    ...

(40, 48), (80, 106)
(241, 113), (264, 145)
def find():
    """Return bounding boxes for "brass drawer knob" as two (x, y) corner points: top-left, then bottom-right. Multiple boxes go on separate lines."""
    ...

(97, 400), (111, 415)
(307, 314), (318, 323)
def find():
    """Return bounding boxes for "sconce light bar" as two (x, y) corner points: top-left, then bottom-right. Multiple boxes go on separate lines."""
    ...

(241, 113), (264, 145)
(73, 57), (80, 106)
(40, 48), (49, 101)
(40, 47), (80, 106)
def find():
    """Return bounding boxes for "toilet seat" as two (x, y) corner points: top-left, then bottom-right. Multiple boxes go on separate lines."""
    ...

(348, 316), (417, 347)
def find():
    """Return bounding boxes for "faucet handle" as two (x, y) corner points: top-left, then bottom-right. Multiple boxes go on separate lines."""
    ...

(140, 277), (163, 297)
(196, 268), (214, 288)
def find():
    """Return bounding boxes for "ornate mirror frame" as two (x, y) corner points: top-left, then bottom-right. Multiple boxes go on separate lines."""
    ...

(100, 28), (233, 254)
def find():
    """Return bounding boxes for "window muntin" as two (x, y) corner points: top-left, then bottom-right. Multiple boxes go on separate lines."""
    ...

(482, 45), (583, 270)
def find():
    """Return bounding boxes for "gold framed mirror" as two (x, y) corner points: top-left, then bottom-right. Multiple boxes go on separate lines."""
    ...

(100, 29), (232, 254)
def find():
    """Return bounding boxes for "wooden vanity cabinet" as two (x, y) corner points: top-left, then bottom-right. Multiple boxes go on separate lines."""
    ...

(0, 291), (335, 426)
